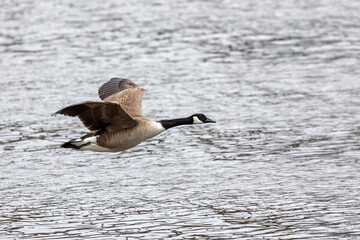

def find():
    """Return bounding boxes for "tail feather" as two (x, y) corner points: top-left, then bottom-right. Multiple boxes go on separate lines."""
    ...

(61, 132), (95, 150)
(61, 140), (81, 149)
(60, 133), (110, 152)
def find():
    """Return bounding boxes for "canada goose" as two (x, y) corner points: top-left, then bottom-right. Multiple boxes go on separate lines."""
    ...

(52, 78), (216, 152)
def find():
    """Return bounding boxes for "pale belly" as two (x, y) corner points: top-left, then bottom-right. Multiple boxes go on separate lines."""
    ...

(96, 121), (165, 152)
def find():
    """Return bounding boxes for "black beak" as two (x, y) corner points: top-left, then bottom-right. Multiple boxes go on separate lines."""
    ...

(205, 118), (216, 123)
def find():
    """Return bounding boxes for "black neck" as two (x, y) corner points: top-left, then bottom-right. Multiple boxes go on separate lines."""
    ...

(159, 117), (193, 130)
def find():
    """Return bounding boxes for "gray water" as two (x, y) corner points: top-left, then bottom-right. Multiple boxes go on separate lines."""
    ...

(1, 0), (360, 239)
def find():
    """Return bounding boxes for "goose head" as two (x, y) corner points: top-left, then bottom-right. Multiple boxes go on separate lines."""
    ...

(191, 113), (216, 124)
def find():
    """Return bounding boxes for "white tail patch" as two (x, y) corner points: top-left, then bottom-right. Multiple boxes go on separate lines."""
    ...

(74, 136), (111, 152)
(70, 136), (96, 146)
(80, 143), (111, 152)
(83, 136), (97, 144)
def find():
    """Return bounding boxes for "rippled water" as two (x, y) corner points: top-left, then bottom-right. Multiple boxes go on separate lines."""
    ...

(1, 0), (360, 239)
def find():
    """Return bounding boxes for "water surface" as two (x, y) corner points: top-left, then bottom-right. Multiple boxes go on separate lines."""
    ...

(1, 0), (360, 239)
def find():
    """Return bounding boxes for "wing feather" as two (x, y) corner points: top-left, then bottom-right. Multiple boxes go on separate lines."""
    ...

(52, 101), (136, 133)
(98, 78), (141, 100)
(98, 78), (146, 117)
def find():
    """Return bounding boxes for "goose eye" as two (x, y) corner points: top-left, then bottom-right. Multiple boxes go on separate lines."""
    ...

(198, 114), (206, 121)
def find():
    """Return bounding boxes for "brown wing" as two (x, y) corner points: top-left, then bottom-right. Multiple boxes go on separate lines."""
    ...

(52, 101), (137, 134)
(98, 78), (141, 100)
(98, 78), (146, 117)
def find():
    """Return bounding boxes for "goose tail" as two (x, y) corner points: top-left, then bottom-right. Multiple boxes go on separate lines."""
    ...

(61, 140), (82, 149)
(61, 133), (95, 150)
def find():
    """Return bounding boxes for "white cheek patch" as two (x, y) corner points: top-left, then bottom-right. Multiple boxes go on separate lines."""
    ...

(193, 116), (204, 124)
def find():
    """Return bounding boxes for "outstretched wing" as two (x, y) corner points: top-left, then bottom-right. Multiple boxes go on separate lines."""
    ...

(52, 101), (137, 134)
(98, 78), (146, 117)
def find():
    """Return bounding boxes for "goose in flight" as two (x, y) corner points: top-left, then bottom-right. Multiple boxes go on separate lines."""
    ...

(52, 78), (216, 152)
